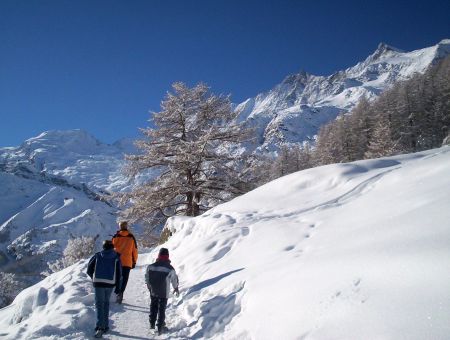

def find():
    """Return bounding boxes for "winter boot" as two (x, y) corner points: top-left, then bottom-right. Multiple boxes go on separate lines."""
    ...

(158, 325), (169, 335)
(94, 328), (104, 338)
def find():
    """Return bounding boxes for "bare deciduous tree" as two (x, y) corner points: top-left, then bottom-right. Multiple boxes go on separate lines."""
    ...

(118, 82), (253, 233)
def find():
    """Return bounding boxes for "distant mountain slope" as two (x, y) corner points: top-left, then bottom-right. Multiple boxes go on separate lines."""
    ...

(0, 130), (131, 290)
(1, 146), (449, 339)
(0, 171), (117, 284)
(0, 129), (133, 193)
(236, 39), (450, 151)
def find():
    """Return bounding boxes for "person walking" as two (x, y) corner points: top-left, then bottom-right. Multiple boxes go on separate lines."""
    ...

(87, 240), (122, 338)
(112, 221), (138, 303)
(145, 247), (179, 335)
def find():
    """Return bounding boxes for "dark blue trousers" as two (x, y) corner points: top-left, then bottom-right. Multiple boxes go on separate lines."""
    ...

(149, 295), (168, 328)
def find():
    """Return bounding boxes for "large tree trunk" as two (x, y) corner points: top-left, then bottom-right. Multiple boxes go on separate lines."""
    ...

(185, 191), (201, 216)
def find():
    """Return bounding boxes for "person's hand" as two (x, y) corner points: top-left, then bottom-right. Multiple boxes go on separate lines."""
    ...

(173, 287), (179, 296)
(146, 284), (151, 291)
(132, 262), (136, 269)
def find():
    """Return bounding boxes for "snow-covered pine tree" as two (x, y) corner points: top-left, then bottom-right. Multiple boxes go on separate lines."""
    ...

(364, 114), (398, 159)
(272, 145), (291, 178)
(345, 96), (372, 161)
(118, 82), (253, 231)
(0, 272), (26, 308)
(48, 235), (98, 272)
(313, 115), (347, 165)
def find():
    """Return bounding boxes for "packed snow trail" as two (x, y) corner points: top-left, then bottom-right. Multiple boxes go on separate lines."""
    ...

(107, 263), (153, 339)
(105, 254), (186, 340)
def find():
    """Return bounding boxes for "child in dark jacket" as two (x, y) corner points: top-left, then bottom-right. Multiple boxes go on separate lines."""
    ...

(87, 240), (122, 338)
(145, 248), (179, 335)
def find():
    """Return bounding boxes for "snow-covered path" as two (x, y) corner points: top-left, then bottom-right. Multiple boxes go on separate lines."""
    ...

(106, 256), (186, 340)
(107, 264), (152, 340)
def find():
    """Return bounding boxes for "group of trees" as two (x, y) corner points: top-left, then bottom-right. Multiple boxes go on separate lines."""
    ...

(48, 235), (97, 273)
(260, 55), (450, 182)
(313, 56), (450, 165)
(0, 272), (25, 308)
(118, 56), (450, 240)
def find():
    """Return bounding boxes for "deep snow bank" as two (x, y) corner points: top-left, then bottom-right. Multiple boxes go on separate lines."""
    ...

(165, 146), (450, 339)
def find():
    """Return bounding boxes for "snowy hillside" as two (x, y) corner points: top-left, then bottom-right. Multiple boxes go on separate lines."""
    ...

(236, 39), (450, 151)
(0, 130), (133, 290)
(2, 146), (449, 339)
(0, 170), (118, 283)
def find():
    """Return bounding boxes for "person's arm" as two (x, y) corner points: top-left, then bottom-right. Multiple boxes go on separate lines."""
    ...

(87, 255), (96, 279)
(132, 236), (138, 268)
(114, 257), (122, 294)
(144, 266), (151, 290)
(170, 269), (179, 295)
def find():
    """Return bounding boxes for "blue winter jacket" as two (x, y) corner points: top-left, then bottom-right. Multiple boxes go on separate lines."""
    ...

(87, 249), (122, 290)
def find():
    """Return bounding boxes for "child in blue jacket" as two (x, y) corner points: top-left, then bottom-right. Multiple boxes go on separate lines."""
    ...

(87, 240), (122, 338)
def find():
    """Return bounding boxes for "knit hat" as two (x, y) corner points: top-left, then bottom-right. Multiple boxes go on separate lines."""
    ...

(103, 240), (114, 250)
(158, 248), (169, 256)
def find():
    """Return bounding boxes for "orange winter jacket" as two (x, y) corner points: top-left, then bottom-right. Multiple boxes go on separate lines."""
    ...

(112, 230), (138, 268)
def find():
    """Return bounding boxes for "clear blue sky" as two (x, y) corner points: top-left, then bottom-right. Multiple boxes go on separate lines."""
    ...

(1, 0), (449, 147)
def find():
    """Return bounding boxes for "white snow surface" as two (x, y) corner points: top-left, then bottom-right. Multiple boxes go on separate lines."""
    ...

(1, 146), (449, 339)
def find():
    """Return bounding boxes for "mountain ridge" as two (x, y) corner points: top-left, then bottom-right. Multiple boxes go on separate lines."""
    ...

(236, 39), (450, 151)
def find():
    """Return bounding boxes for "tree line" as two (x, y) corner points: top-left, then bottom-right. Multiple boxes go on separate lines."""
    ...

(258, 55), (450, 182)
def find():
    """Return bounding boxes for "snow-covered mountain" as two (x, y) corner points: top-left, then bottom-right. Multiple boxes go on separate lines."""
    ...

(0, 173), (116, 271)
(0, 130), (135, 289)
(1, 146), (449, 339)
(236, 39), (450, 151)
(0, 129), (134, 193)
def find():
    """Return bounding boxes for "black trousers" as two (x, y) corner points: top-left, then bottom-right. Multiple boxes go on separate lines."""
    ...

(120, 267), (131, 294)
(149, 295), (168, 327)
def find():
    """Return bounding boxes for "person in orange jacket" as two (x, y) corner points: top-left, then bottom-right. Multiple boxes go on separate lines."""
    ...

(112, 221), (138, 303)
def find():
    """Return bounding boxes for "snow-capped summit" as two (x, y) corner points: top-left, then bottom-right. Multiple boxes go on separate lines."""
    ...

(236, 40), (450, 151)
(365, 42), (404, 62)
(0, 129), (130, 193)
(23, 129), (104, 155)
